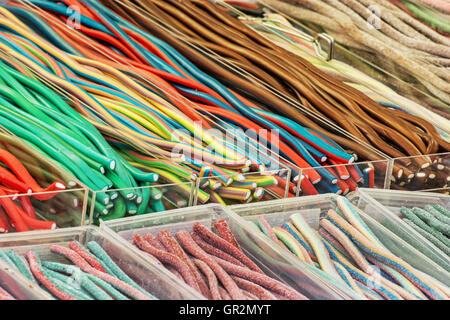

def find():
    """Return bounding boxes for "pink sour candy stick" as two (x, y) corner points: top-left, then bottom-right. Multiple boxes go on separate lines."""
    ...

(232, 276), (278, 300)
(0, 286), (15, 300)
(193, 258), (221, 300)
(213, 219), (242, 250)
(193, 222), (263, 274)
(143, 234), (167, 251)
(214, 257), (308, 300)
(26, 251), (76, 300)
(69, 241), (106, 273)
(133, 234), (200, 292)
(50, 245), (150, 300)
(191, 233), (247, 268)
(157, 231), (210, 299)
(242, 290), (259, 300)
(218, 286), (231, 300)
(175, 231), (245, 300)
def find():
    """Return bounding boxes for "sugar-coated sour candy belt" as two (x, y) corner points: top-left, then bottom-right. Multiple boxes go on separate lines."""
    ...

(130, 219), (307, 300)
(252, 196), (450, 300)
(0, 241), (157, 300)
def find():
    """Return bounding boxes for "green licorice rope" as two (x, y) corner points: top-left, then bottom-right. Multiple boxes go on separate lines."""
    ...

(424, 205), (450, 225)
(0, 249), (17, 269)
(86, 274), (129, 300)
(0, 60), (170, 219)
(5, 251), (35, 282)
(42, 262), (112, 300)
(86, 241), (155, 299)
(404, 219), (450, 257)
(402, 1), (450, 33)
(40, 265), (91, 296)
(136, 183), (152, 215)
(433, 205), (450, 219)
(41, 266), (94, 300)
(412, 208), (450, 236)
(400, 207), (450, 247)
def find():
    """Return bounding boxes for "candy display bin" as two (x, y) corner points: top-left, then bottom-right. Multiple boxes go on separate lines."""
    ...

(100, 203), (349, 300)
(0, 258), (53, 300)
(88, 181), (196, 225)
(0, 133), (89, 231)
(349, 188), (450, 275)
(229, 194), (450, 287)
(0, 226), (199, 300)
(192, 168), (291, 206)
(387, 152), (450, 192)
(297, 159), (391, 196)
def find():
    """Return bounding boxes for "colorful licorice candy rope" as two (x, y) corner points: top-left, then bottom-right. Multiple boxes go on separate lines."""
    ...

(250, 196), (450, 300)
(129, 219), (303, 300)
(2, 1), (362, 200)
(326, 208), (447, 300)
(11, 241), (156, 300)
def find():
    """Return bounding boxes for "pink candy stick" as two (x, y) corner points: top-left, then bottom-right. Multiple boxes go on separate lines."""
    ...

(0, 286), (15, 300)
(69, 241), (106, 273)
(157, 231), (210, 298)
(175, 232), (245, 300)
(213, 219), (242, 250)
(242, 290), (259, 300)
(191, 233), (247, 268)
(50, 245), (150, 300)
(214, 257), (308, 300)
(133, 235), (200, 293)
(143, 234), (167, 251)
(193, 258), (221, 300)
(232, 276), (278, 300)
(26, 251), (76, 300)
(218, 286), (231, 300)
(193, 222), (263, 274)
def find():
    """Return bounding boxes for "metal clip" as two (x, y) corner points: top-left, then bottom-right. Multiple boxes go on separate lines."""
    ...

(233, 8), (335, 61)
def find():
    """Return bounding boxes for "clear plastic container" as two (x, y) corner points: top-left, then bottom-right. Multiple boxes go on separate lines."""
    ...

(100, 203), (350, 300)
(88, 181), (195, 225)
(389, 153), (450, 192)
(0, 226), (200, 300)
(349, 188), (450, 275)
(0, 258), (53, 300)
(0, 135), (89, 230)
(192, 168), (291, 206)
(298, 159), (391, 196)
(230, 194), (450, 287)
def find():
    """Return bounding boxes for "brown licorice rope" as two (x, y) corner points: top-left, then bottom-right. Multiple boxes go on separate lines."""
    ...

(101, 0), (449, 189)
(257, 0), (450, 107)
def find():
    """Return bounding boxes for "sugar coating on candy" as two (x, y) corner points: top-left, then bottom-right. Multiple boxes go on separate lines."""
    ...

(50, 245), (151, 300)
(175, 231), (245, 300)
(86, 241), (150, 297)
(192, 233), (247, 268)
(327, 213), (443, 300)
(26, 251), (76, 300)
(143, 234), (168, 251)
(69, 241), (106, 273)
(218, 286), (231, 300)
(232, 276), (277, 300)
(214, 256), (307, 300)
(87, 274), (129, 301)
(193, 258), (221, 300)
(0, 285), (15, 300)
(193, 222), (263, 274)
(133, 234), (199, 292)
(157, 231), (210, 298)
(213, 219), (241, 250)
(242, 289), (259, 300)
